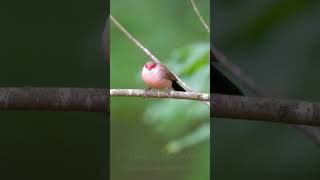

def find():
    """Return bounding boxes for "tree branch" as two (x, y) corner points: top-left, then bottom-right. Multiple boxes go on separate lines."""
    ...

(111, 89), (209, 101)
(1, 88), (320, 127)
(212, 94), (320, 126)
(0, 87), (108, 112)
(0, 88), (208, 113)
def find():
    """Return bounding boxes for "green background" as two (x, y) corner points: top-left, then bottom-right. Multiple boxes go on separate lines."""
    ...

(0, 0), (108, 179)
(213, 0), (320, 179)
(111, 0), (210, 180)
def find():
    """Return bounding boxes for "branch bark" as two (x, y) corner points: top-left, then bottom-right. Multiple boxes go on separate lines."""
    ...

(1, 88), (320, 127)
(0, 88), (208, 112)
(212, 94), (320, 126)
(111, 89), (209, 101)
(0, 88), (109, 112)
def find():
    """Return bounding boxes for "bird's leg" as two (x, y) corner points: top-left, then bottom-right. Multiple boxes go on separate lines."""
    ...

(143, 87), (151, 98)
(166, 87), (172, 98)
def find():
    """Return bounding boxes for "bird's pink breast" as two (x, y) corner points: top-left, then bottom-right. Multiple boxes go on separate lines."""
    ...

(142, 67), (172, 89)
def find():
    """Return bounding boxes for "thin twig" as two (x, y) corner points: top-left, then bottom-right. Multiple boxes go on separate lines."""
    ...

(109, 15), (160, 64)
(190, 0), (210, 33)
(212, 48), (265, 96)
(111, 89), (209, 101)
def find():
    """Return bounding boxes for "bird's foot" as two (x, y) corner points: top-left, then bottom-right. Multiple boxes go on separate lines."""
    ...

(143, 88), (151, 98)
(166, 88), (172, 98)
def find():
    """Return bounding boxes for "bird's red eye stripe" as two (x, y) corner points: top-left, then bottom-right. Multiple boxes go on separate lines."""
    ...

(145, 64), (156, 69)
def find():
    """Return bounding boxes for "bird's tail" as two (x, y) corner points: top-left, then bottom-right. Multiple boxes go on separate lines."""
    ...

(172, 81), (186, 92)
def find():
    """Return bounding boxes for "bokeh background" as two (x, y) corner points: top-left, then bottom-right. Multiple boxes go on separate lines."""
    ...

(111, 0), (210, 179)
(213, 0), (320, 179)
(0, 0), (107, 179)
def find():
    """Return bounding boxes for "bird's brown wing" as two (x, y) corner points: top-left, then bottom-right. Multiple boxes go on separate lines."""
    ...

(158, 64), (177, 81)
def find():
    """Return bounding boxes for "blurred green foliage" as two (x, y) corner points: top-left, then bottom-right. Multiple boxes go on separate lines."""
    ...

(111, 0), (209, 179)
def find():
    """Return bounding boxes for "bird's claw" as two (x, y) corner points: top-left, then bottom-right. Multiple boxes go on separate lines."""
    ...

(166, 88), (172, 98)
(143, 88), (151, 98)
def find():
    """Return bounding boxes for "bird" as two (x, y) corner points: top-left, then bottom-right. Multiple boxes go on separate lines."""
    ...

(141, 61), (186, 96)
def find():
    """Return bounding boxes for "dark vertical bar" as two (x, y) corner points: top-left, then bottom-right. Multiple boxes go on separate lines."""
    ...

(105, 2), (110, 180)
(0, 0), (109, 179)
(211, 1), (320, 180)
(210, 1), (214, 180)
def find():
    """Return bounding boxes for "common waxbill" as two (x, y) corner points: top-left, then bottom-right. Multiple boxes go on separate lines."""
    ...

(141, 61), (185, 92)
